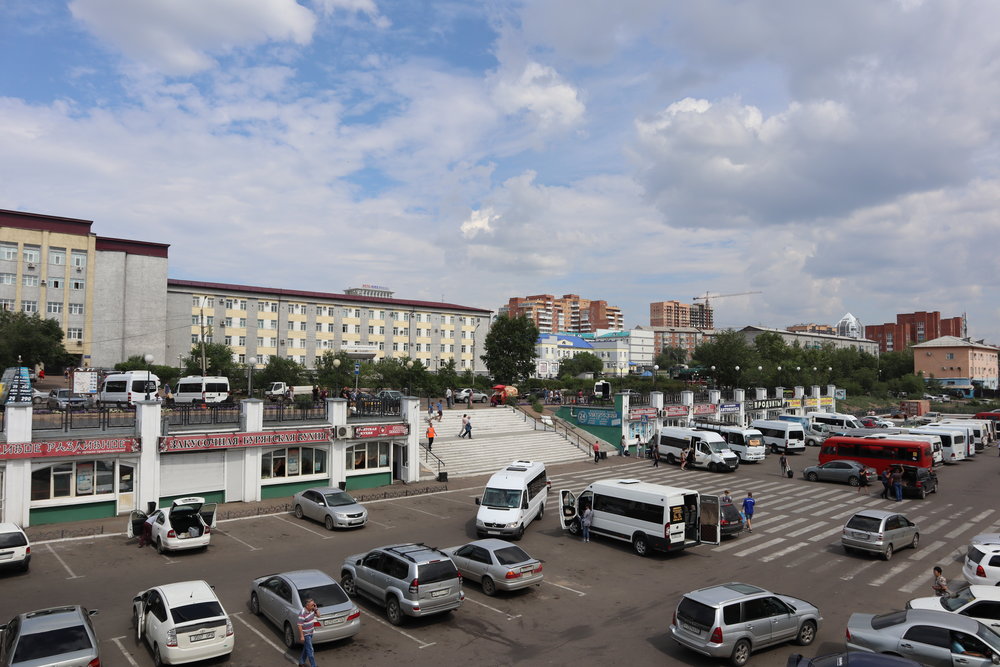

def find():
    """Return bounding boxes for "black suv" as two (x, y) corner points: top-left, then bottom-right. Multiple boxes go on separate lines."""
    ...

(898, 465), (938, 499)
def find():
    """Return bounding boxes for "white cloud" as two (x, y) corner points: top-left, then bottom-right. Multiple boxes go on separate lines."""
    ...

(311, 0), (390, 29)
(69, 0), (316, 75)
(460, 208), (498, 239)
(491, 62), (584, 130)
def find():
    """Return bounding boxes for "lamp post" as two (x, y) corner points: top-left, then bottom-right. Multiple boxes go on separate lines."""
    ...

(247, 357), (257, 398)
(652, 364), (659, 391)
(735, 365), (741, 391)
(406, 360), (414, 397)
(143, 353), (154, 401)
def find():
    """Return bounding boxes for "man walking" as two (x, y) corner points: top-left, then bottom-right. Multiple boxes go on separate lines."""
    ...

(931, 566), (950, 597)
(779, 453), (788, 478)
(741, 491), (756, 533)
(425, 423), (436, 452)
(297, 598), (319, 667)
(593, 441), (601, 464)
(445, 387), (453, 409)
(651, 440), (659, 467)
(891, 466), (903, 501)
(463, 414), (472, 439)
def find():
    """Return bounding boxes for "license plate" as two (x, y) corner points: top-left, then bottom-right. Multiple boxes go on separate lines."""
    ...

(190, 632), (214, 642)
(520, 565), (534, 573)
(487, 530), (500, 535)
(350, 520), (363, 525)
(853, 532), (870, 540)
(324, 617), (344, 626)
(431, 589), (449, 598)
(683, 623), (701, 634)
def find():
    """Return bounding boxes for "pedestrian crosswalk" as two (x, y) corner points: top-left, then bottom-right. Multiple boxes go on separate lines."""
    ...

(545, 460), (994, 595)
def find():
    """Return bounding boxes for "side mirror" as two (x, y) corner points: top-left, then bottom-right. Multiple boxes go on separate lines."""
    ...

(88, 609), (99, 617)
(355, 559), (362, 566)
(474, 498), (481, 505)
(133, 596), (141, 602)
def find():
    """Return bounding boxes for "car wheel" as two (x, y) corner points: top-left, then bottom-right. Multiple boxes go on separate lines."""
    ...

(911, 533), (919, 550)
(806, 472), (818, 482)
(325, 515), (335, 531)
(883, 544), (894, 561)
(481, 576), (497, 596)
(341, 573), (356, 596)
(386, 597), (403, 626)
(730, 638), (751, 667)
(536, 503), (544, 521)
(771, 444), (779, 454)
(632, 534), (649, 557)
(795, 620), (817, 646)
(294, 505), (304, 519)
(513, 524), (525, 540)
(283, 622), (295, 649)
(666, 454), (676, 465)
(153, 644), (164, 667)
(480, 397), (488, 403)
(133, 609), (141, 641)
(156, 538), (165, 555)
(707, 462), (716, 473)
(568, 519), (581, 536)
(848, 476), (860, 487)
(919, 488), (927, 499)
(249, 592), (260, 615)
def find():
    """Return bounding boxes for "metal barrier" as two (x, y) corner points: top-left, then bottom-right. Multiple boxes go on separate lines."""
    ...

(262, 403), (327, 423)
(352, 396), (402, 418)
(164, 404), (241, 427)
(29, 407), (137, 432)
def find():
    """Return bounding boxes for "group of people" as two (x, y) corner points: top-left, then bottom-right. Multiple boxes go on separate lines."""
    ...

(423, 410), (472, 451)
(879, 466), (905, 501)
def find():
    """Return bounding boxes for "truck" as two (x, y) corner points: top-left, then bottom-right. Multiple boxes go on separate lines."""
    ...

(265, 382), (313, 402)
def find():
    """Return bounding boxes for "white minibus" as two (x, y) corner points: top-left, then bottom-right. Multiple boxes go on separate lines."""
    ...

(475, 461), (548, 540)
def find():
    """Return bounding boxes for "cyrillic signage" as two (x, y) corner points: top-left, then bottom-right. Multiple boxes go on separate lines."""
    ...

(663, 405), (689, 417)
(748, 398), (783, 410)
(575, 409), (621, 427)
(353, 424), (410, 439)
(720, 403), (740, 414)
(160, 429), (331, 452)
(628, 407), (657, 420)
(0, 438), (139, 460)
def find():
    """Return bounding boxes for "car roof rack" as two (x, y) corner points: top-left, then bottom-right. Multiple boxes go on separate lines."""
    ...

(384, 543), (438, 563)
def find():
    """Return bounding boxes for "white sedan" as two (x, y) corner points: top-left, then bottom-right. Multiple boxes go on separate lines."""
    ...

(128, 496), (217, 554)
(133, 580), (234, 665)
(907, 585), (1000, 633)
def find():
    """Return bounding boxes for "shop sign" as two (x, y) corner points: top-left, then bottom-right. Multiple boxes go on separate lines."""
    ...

(804, 397), (835, 408)
(693, 404), (717, 415)
(575, 409), (621, 427)
(748, 398), (783, 411)
(785, 398), (802, 408)
(719, 403), (740, 414)
(663, 405), (689, 417)
(0, 437), (139, 460)
(628, 407), (657, 420)
(353, 423), (410, 439)
(160, 428), (331, 452)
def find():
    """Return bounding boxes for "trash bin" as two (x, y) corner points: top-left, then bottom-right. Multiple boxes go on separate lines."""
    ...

(338, 481), (347, 490)
(437, 471), (449, 482)
(600, 451), (607, 460)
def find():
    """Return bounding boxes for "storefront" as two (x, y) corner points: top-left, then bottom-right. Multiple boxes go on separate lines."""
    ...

(626, 406), (657, 445)
(745, 398), (784, 424)
(346, 424), (410, 490)
(0, 438), (140, 525)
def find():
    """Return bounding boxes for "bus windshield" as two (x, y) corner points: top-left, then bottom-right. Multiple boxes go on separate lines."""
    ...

(481, 488), (522, 509)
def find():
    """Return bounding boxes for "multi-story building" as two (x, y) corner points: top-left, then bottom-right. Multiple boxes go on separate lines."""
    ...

(590, 329), (655, 373)
(787, 323), (836, 335)
(167, 280), (492, 372)
(912, 336), (998, 396)
(534, 334), (593, 378)
(649, 299), (713, 329)
(635, 325), (712, 361)
(739, 326), (879, 355)
(866, 311), (967, 353)
(500, 293), (623, 334)
(0, 209), (169, 369)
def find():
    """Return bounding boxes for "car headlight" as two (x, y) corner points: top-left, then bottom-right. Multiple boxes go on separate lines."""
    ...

(506, 522), (519, 528)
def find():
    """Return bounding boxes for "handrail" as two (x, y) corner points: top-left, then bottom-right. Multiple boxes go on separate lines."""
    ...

(419, 443), (446, 476)
(512, 404), (593, 455)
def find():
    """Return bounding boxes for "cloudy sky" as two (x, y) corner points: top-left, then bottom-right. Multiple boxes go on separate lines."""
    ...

(2, 0), (999, 340)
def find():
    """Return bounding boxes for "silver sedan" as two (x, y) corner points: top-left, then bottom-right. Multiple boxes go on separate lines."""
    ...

(442, 539), (543, 596)
(847, 608), (1000, 666)
(802, 460), (876, 486)
(249, 570), (360, 648)
(292, 487), (367, 530)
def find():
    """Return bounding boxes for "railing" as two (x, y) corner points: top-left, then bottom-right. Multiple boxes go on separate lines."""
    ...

(512, 405), (593, 455)
(419, 444), (447, 479)
(165, 404), (241, 427)
(352, 396), (402, 418)
(30, 406), (136, 432)
(263, 403), (328, 423)
(628, 393), (650, 406)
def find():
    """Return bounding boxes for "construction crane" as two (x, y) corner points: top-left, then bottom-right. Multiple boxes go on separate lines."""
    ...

(692, 291), (762, 312)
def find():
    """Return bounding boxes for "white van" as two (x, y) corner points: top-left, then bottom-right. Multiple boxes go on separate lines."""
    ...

(809, 412), (864, 430)
(858, 433), (944, 466)
(173, 375), (231, 405)
(98, 371), (160, 407)
(750, 419), (806, 454)
(940, 419), (991, 452)
(656, 427), (740, 472)
(475, 461), (548, 540)
(911, 427), (968, 464)
(931, 422), (977, 457)
(558, 479), (720, 556)
(690, 420), (766, 463)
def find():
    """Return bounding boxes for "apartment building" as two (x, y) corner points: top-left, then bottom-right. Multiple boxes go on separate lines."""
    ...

(167, 280), (492, 372)
(501, 293), (623, 334)
(912, 336), (998, 396)
(534, 333), (593, 378)
(649, 299), (713, 330)
(787, 323), (836, 335)
(635, 325), (712, 360)
(0, 209), (168, 369)
(866, 310), (967, 353)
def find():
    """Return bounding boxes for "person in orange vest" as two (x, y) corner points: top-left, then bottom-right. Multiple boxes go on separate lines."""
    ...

(426, 423), (436, 452)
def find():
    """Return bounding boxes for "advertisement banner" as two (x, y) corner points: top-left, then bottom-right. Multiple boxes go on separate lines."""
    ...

(693, 404), (717, 415)
(352, 424), (410, 439)
(0, 437), (140, 460)
(663, 405), (689, 417)
(160, 429), (332, 453)
(575, 409), (621, 427)
(73, 370), (100, 395)
(720, 403), (740, 414)
(785, 398), (802, 408)
(628, 407), (658, 420)
(804, 397), (835, 408)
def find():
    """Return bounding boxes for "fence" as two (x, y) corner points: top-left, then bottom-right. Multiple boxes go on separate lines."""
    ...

(512, 405), (593, 455)
(165, 404), (241, 427)
(262, 402), (328, 423)
(352, 396), (402, 418)
(30, 407), (137, 432)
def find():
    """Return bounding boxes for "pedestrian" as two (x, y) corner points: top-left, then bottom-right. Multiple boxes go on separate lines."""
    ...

(580, 502), (592, 542)
(445, 387), (452, 409)
(466, 390), (472, 408)
(320, 388), (328, 400)
(779, 453), (788, 478)
(634, 434), (642, 458)
(741, 492), (755, 532)
(931, 566), (950, 597)
(721, 490), (733, 504)
(427, 401), (434, 421)
(426, 423), (436, 451)
(857, 468), (870, 494)
(680, 446), (689, 470)
(652, 441), (659, 467)
(297, 598), (319, 667)
(879, 470), (891, 499)
(137, 512), (156, 548)
(593, 441), (601, 464)
(620, 435), (627, 456)
(435, 401), (443, 422)
(463, 415), (473, 439)
(312, 386), (319, 402)
(891, 466), (903, 501)
(686, 447), (695, 470)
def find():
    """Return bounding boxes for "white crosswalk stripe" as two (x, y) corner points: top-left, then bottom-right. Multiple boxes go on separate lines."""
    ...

(734, 537), (786, 557)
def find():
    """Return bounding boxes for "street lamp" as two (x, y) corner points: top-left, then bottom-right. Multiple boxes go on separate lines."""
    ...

(652, 364), (659, 391)
(143, 353), (154, 400)
(406, 360), (414, 396)
(247, 356), (257, 398)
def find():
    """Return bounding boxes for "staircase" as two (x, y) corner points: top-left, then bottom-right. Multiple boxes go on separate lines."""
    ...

(418, 406), (591, 479)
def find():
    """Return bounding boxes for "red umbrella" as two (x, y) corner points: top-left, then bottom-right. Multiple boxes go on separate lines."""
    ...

(493, 384), (506, 390)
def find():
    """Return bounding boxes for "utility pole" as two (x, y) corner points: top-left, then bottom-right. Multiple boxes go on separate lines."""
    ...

(199, 306), (208, 376)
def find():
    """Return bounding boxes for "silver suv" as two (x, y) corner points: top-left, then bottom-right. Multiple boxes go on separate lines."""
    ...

(841, 509), (919, 561)
(670, 582), (821, 667)
(340, 543), (464, 625)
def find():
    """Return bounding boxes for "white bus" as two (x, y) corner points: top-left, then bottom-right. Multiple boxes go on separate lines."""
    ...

(474, 461), (548, 540)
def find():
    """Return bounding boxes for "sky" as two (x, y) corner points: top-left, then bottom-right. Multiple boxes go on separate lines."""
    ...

(2, 0), (999, 341)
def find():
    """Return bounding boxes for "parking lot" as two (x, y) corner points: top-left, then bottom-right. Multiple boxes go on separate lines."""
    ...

(3, 445), (998, 666)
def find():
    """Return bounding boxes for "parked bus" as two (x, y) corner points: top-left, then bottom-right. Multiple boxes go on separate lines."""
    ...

(819, 436), (935, 474)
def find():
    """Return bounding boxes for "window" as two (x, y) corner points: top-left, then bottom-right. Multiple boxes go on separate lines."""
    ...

(205, 316), (214, 325)
(261, 446), (327, 479)
(23, 246), (40, 263)
(0, 299), (13, 311)
(224, 336), (232, 345)
(239, 317), (247, 327)
(22, 300), (37, 314)
(67, 328), (83, 341)
(68, 303), (84, 315)
(346, 441), (390, 470)
(239, 336), (246, 346)
(22, 274), (39, 287)
(70, 279), (85, 290)
(46, 301), (62, 314)
(0, 273), (14, 284)
(192, 296), (200, 306)
(224, 317), (233, 327)
(69, 250), (87, 268)
(30, 460), (116, 500)
(257, 319), (265, 329)
(0, 243), (16, 260)
(192, 315), (200, 325)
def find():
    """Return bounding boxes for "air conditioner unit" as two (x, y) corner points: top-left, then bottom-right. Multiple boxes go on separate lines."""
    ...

(76, 267), (82, 273)
(40, 280), (46, 286)
(27, 263), (35, 270)
(334, 425), (350, 439)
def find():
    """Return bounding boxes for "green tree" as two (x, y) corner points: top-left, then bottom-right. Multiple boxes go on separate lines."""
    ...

(879, 349), (914, 381)
(692, 330), (757, 388)
(654, 347), (688, 368)
(558, 351), (603, 379)
(256, 357), (303, 389)
(482, 315), (539, 384)
(0, 311), (71, 371)
(315, 351), (355, 393)
(113, 355), (180, 389)
(181, 342), (240, 378)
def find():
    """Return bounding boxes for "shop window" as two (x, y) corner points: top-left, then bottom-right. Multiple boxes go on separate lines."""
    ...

(31, 460), (119, 500)
(261, 446), (326, 479)
(346, 441), (390, 470)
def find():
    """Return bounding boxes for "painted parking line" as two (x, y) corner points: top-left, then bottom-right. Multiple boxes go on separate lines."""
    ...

(367, 519), (392, 529)
(542, 579), (586, 597)
(400, 504), (450, 520)
(214, 528), (261, 551)
(46, 543), (82, 579)
(231, 612), (293, 659)
(270, 514), (334, 540)
(359, 610), (436, 649)
(463, 595), (522, 620)
(110, 636), (141, 667)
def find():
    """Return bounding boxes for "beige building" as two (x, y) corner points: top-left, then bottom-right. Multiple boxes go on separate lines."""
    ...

(912, 336), (998, 395)
(649, 299), (713, 329)
(500, 293), (623, 334)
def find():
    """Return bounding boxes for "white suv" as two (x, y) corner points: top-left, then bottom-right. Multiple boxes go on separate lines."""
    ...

(0, 523), (30, 572)
(964, 543), (1000, 586)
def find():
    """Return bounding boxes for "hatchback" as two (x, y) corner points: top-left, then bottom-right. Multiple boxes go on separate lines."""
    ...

(133, 580), (234, 665)
(442, 539), (543, 596)
(0, 524), (30, 572)
(964, 544), (1000, 586)
(720, 503), (744, 538)
(0, 605), (100, 667)
(249, 570), (360, 648)
(670, 582), (821, 666)
(842, 510), (919, 560)
(292, 487), (368, 530)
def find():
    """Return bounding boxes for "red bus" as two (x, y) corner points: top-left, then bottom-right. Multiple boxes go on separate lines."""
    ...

(819, 436), (934, 474)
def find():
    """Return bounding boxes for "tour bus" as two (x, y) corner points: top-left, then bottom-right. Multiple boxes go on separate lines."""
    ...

(474, 461), (548, 540)
(690, 419), (766, 463)
(910, 426), (967, 463)
(819, 436), (935, 474)
(558, 479), (720, 556)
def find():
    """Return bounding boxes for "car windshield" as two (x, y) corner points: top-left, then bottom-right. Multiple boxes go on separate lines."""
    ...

(494, 546), (531, 565)
(0, 531), (27, 548)
(976, 623), (1000, 650)
(170, 601), (225, 623)
(707, 441), (728, 453)
(323, 492), (357, 507)
(846, 515), (882, 532)
(481, 488), (522, 509)
(298, 584), (349, 607)
(941, 587), (977, 611)
(13, 626), (92, 661)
